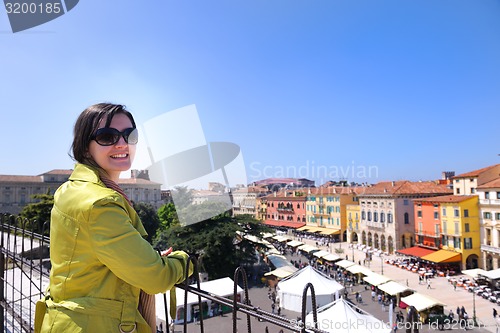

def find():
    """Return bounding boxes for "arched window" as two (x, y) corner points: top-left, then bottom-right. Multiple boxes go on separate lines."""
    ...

(404, 212), (409, 224)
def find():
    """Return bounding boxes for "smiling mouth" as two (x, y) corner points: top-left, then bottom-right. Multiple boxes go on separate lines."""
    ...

(111, 154), (128, 159)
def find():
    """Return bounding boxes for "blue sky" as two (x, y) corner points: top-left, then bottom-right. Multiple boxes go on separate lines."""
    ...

(1, 0), (500, 186)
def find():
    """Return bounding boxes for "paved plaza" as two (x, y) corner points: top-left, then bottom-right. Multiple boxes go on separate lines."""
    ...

(173, 237), (500, 333)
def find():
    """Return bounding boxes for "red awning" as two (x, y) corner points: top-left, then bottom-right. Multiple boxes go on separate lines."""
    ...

(264, 220), (306, 229)
(396, 246), (436, 258)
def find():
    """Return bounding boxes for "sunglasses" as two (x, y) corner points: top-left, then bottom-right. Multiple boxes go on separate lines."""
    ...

(91, 127), (138, 146)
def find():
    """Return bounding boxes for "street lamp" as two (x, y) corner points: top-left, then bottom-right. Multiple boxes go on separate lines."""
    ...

(473, 291), (477, 326)
(351, 245), (355, 262)
(380, 255), (384, 275)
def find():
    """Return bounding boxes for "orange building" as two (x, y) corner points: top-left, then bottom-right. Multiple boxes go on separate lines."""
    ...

(413, 198), (444, 249)
(262, 190), (307, 230)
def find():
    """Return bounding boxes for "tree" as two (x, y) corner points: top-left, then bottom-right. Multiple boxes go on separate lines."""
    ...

(19, 191), (54, 234)
(133, 202), (161, 244)
(157, 202), (180, 232)
(154, 210), (272, 280)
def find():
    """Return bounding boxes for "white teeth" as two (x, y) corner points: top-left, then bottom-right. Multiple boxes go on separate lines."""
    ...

(111, 154), (127, 158)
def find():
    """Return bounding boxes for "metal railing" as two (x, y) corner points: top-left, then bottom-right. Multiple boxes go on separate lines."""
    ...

(0, 214), (329, 333)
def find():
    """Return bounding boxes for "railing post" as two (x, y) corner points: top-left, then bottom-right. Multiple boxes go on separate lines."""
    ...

(0, 252), (5, 332)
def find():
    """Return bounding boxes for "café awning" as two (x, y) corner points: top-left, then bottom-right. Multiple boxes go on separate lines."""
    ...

(265, 221), (305, 229)
(479, 268), (500, 280)
(462, 268), (487, 279)
(421, 250), (461, 263)
(396, 246), (436, 258)
(319, 229), (340, 235)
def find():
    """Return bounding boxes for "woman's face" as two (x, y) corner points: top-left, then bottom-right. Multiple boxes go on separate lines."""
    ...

(88, 113), (136, 181)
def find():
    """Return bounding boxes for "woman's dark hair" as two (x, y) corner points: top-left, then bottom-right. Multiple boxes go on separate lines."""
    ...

(70, 103), (136, 166)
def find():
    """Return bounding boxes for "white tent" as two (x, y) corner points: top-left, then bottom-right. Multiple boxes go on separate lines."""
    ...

(155, 277), (244, 325)
(277, 265), (344, 312)
(305, 298), (391, 333)
(400, 293), (445, 312)
(312, 250), (331, 258)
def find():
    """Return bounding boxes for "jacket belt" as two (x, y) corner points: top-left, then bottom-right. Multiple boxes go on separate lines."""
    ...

(40, 296), (137, 332)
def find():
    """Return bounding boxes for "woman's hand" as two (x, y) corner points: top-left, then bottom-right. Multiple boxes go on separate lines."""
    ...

(160, 247), (173, 257)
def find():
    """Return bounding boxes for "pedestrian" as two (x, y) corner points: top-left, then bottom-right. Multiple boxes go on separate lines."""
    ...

(271, 302), (276, 314)
(427, 279), (431, 289)
(33, 103), (193, 333)
(277, 306), (281, 316)
(453, 280), (457, 291)
(494, 308), (498, 318)
(372, 290), (376, 301)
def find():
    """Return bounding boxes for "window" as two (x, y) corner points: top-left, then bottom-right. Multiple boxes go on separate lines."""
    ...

(496, 213), (500, 221)
(484, 212), (492, 219)
(465, 223), (470, 232)
(453, 237), (461, 249)
(417, 211), (422, 218)
(442, 208), (446, 216)
(435, 224), (440, 236)
(388, 213), (393, 223)
(443, 221), (447, 234)
(464, 209), (469, 218)
(454, 209), (459, 218)
(361, 211), (366, 220)
(485, 192), (490, 199)
(464, 238), (472, 249)
(497, 192), (500, 199)
(456, 188), (461, 194)
(374, 212), (378, 222)
(381, 212), (385, 223)
(471, 188), (476, 194)
(367, 211), (372, 221)
(433, 204), (439, 208)
(434, 212), (439, 219)
(403, 199), (409, 206)
(418, 222), (423, 233)
(455, 222), (459, 233)
(404, 212), (409, 224)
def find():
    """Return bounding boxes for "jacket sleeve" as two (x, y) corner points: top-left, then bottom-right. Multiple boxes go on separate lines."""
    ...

(87, 198), (191, 294)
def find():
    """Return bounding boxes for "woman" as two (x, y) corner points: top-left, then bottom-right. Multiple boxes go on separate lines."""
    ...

(35, 103), (192, 333)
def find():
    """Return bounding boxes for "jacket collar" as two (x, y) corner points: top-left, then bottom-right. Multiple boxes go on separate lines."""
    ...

(69, 163), (105, 186)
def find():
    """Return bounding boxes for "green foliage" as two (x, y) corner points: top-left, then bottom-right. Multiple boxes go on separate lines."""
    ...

(19, 192), (54, 234)
(154, 212), (272, 280)
(133, 202), (161, 244)
(157, 202), (180, 232)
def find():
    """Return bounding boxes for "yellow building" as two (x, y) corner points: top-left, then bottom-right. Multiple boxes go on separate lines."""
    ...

(346, 204), (361, 244)
(303, 186), (360, 241)
(437, 195), (480, 269)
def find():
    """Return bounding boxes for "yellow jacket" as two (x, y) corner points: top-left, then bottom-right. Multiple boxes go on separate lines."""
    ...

(36, 163), (189, 332)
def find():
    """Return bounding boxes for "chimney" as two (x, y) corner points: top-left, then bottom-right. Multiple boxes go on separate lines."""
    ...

(391, 181), (395, 186)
